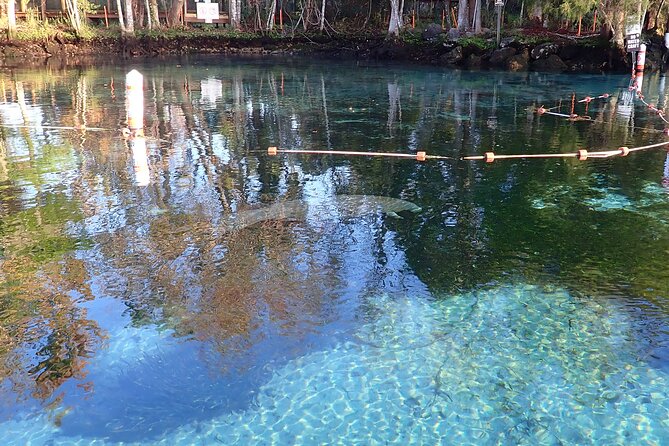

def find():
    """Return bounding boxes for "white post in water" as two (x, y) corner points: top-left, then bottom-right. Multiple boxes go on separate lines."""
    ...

(126, 69), (144, 135)
(635, 44), (647, 93)
(126, 70), (149, 186)
(131, 137), (150, 187)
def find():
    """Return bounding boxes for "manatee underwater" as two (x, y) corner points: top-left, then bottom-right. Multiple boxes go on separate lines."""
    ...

(222, 195), (422, 233)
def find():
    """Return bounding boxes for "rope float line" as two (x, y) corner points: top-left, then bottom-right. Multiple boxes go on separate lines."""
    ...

(536, 93), (611, 122)
(268, 142), (669, 164)
(267, 88), (669, 163)
(577, 93), (611, 103)
(266, 147), (454, 161)
(634, 92), (669, 127)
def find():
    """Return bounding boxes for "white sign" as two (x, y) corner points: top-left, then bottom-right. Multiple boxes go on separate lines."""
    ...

(626, 33), (640, 52)
(197, 2), (219, 23)
(495, 0), (503, 6)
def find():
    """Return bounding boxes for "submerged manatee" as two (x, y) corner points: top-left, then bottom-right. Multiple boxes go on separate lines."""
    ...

(331, 195), (422, 219)
(224, 195), (421, 232)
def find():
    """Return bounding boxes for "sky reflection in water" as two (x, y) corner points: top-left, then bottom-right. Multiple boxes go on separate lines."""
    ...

(1, 58), (669, 444)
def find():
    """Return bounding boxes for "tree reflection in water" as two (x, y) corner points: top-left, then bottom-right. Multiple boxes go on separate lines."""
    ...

(1, 60), (669, 437)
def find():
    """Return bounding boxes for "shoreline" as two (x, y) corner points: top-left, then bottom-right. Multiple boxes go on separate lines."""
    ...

(0, 31), (663, 73)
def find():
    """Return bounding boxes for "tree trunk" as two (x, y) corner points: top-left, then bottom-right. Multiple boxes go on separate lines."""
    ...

(144, 0), (152, 28)
(229, 0), (241, 29)
(319, 0), (326, 32)
(300, 0), (315, 31)
(125, 0), (135, 33)
(529, 4), (541, 27)
(64, 0), (83, 36)
(388, 0), (403, 37)
(7, 0), (17, 40)
(254, 0), (262, 30)
(653, 0), (665, 32)
(457, 0), (468, 31)
(473, 0), (481, 33)
(167, 0), (184, 27)
(266, 0), (276, 30)
(149, 0), (159, 27)
(134, 0), (145, 28)
(611, 7), (625, 48)
(116, 0), (126, 31)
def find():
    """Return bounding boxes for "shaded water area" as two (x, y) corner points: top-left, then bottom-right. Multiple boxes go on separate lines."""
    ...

(1, 57), (669, 444)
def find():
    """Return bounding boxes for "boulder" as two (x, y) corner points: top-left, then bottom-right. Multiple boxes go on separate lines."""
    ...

(499, 37), (516, 48)
(441, 41), (458, 51)
(422, 23), (443, 42)
(531, 54), (568, 72)
(441, 46), (463, 65)
(507, 50), (529, 71)
(558, 44), (580, 60)
(447, 28), (462, 41)
(489, 47), (517, 66)
(465, 54), (482, 68)
(530, 42), (559, 60)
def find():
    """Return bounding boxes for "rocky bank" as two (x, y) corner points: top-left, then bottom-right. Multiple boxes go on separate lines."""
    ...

(0, 27), (664, 73)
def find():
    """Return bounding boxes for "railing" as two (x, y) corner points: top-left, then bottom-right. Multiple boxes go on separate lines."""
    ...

(14, 10), (230, 26)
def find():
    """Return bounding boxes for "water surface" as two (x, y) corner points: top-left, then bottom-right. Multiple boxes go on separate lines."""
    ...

(1, 57), (669, 444)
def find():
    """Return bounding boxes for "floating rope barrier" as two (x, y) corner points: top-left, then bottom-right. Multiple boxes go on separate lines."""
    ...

(268, 141), (669, 164)
(444, 140), (669, 163)
(577, 93), (611, 103)
(634, 92), (669, 126)
(536, 108), (593, 121)
(266, 147), (454, 161)
(268, 85), (669, 165)
(536, 92), (611, 122)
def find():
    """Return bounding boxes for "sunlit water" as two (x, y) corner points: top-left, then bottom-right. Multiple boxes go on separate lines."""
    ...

(1, 57), (669, 444)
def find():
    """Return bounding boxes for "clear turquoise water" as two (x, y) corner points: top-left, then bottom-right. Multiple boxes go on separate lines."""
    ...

(1, 57), (669, 444)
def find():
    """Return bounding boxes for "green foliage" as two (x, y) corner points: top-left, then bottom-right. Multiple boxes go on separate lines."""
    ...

(224, 29), (263, 40)
(135, 27), (261, 40)
(12, 9), (63, 41)
(558, 0), (598, 20)
(74, 25), (95, 40)
(506, 30), (551, 45)
(459, 36), (495, 50)
(577, 35), (609, 48)
(400, 31), (423, 45)
(79, 0), (99, 15)
(87, 25), (123, 39)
